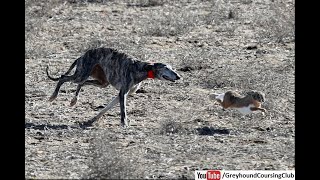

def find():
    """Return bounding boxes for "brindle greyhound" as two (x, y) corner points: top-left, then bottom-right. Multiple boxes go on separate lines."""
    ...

(46, 47), (181, 127)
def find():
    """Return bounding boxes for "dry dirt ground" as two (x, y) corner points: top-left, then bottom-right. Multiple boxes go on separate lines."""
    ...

(25, 0), (295, 179)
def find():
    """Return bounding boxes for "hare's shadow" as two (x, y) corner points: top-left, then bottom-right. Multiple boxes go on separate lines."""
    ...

(196, 126), (230, 136)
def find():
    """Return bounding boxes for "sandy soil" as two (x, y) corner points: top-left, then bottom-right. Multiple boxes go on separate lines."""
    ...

(25, 0), (295, 178)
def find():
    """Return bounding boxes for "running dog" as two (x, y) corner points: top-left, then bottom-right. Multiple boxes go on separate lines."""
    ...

(46, 47), (181, 127)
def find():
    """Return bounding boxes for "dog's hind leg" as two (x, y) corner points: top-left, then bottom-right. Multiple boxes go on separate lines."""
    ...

(70, 84), (83, 107)
(70, 80), (109, 106)
(49, 75), (76, 102)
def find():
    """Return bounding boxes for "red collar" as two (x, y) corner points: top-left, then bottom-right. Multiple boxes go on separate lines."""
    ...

(147, 70), (155, 79)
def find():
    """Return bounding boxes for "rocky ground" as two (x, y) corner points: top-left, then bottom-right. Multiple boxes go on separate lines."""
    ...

(25, 0), (295, 179)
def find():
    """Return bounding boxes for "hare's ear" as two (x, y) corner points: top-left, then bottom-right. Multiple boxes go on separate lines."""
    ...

(228, 93), (237, 103)
(144, 64), (154, 71)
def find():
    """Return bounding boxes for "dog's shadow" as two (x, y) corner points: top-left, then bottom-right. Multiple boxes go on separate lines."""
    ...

(196, 126), (230, 136)
(25, 122), (79, 130)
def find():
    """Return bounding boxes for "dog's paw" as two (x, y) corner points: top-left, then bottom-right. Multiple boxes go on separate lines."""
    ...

(78, 121), (93, 129)
(70, 97), (77, 107)
(48, 95), (57, 102)
(78, 119), (96, 129)
(121, 119), (130, 128)
(78, 116), (100, 129)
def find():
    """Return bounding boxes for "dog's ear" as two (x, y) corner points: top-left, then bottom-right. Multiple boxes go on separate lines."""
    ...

(144, 64), (154, 71)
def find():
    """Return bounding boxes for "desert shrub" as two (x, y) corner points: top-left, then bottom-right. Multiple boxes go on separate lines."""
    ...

(204, 0), (294, 42)
(135, 4), (205, 37)
(84, 130), (140, 179)
(160, 119), (186, 135)
(127, 0), (165, 7)
(205, 0), (236, 25)
(66, 0), (115, 4)
(253, 0), (295, 43)
(142, 13), (200, 37)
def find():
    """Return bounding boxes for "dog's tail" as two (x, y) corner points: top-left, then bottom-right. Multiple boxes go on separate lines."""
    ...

(46, 58), (79, 81)
(46, 66), (60, 81)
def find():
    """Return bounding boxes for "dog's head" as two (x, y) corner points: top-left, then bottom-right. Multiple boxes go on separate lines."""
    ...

(145, 63), (181, 82)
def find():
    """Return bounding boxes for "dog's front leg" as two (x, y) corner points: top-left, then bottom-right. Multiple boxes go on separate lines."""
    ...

(82, 96), (119, 127)
(119, 88), (129, 127)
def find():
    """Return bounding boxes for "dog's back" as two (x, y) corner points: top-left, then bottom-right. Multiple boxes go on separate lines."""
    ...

(78, 47), (139, 90)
